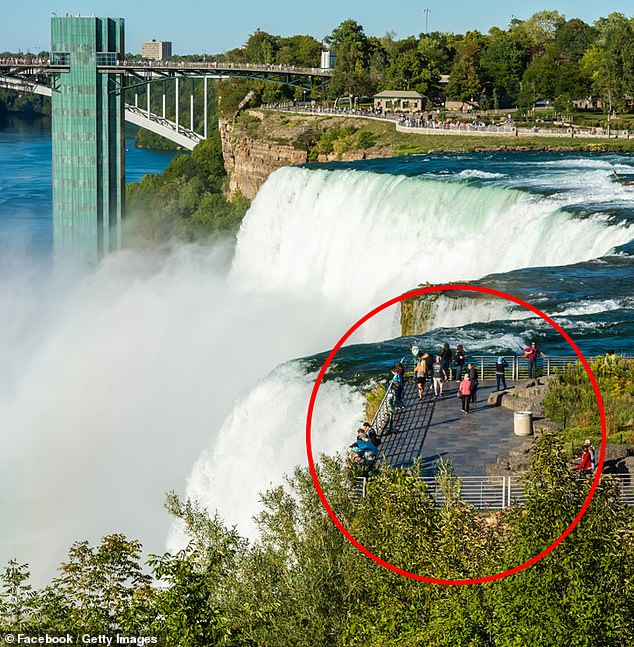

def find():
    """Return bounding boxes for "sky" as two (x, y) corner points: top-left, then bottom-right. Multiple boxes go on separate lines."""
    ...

(1, 1), (633, 55)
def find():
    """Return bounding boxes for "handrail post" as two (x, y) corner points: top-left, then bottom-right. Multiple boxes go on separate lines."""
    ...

(175, 76), (179, 132)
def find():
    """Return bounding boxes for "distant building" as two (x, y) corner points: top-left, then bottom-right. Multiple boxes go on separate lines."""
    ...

(321, 50), (336, 70)
(373, 90), (424, 113)
(141, 39), (172, 60)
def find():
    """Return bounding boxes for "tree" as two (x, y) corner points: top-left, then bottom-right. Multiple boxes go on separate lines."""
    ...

(50, 535), (153, 633)
(446, 32), (485, 101)
(385, 38), (437, 94)
(243, 29), (279, 64)
(276, 34), (322, 67)
(555, 18), (596, 64)
(583, 13), (634, 112)
(481, 32), (526, 106)
(511, 10), (566, 57)
(325, 20), (373, 99)
(519, 46), (559, 108)
(0, 560), (37, 631)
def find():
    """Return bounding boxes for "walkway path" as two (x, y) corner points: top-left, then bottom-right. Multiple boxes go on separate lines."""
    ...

(266, 105), (628, 140)
(380, 379), (527, 477)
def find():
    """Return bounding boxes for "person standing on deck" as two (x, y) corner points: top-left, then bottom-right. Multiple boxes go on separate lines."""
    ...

(432, 356), (447, 398)
(458, 373), (472, 413)
(467, 362), (479, 405)
(454, 344), (466, 382)
(524, 341), (545, 378)
(440, 343), (453, 381)
(495, 356), (509, 391)
(414, 354), (428, 400)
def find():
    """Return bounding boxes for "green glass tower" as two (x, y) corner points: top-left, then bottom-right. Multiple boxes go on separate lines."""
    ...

(51, 17), (125, 264)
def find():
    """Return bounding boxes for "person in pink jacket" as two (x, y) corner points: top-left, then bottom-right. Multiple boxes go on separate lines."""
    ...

(458, 373), (473, 413)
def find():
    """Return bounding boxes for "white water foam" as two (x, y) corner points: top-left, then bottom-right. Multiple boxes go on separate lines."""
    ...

(427, 296), (632, 332)
(457, 169), (506, 179)
(427, 295), (528, 330)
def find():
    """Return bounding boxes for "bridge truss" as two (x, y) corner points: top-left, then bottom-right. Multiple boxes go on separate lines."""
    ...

(0, 62), (331, 150)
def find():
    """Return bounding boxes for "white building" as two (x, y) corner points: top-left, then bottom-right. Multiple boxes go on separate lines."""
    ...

(141, 40), (172, 61)
(321, 50), (336, 70)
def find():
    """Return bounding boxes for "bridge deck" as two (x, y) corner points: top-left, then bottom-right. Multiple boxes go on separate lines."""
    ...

(380, 380), (526, 477)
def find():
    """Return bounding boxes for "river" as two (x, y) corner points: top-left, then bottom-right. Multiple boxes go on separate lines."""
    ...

(1, 118), (633, 583)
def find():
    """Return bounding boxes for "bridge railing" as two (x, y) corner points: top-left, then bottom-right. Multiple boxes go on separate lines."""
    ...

(354, 474), (634, 508)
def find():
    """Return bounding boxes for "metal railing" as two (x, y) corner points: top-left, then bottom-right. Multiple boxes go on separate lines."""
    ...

(468, 354), (634, 381)
(391, 353), (633, 382)
(354, 474), (634, 508)
(367, 356), (410, 438)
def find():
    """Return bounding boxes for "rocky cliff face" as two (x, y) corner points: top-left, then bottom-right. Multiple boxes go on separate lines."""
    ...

(219, 115), (307, 200)
(219, 110), (394, 200)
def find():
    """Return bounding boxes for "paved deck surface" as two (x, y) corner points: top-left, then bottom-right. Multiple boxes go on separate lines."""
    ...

(380, 379), (527, 477)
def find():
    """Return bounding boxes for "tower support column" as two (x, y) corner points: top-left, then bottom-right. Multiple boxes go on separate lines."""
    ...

(51, 16), (125, 263)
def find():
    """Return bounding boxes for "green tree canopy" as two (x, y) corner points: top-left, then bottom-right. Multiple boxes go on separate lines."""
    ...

(481, 32), (526, 105)
(446, 31), (485, 101)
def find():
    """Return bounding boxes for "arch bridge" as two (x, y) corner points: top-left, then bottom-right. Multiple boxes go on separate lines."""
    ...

(0, 20), (332, 263)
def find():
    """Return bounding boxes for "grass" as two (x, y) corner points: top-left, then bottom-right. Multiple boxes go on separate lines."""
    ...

(254, 110), (634, 156)
(543, 357), (634, 455)
(364, 382), (387, 424)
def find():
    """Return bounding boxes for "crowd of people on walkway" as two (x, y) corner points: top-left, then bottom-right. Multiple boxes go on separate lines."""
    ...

(265, 103), (633, 139)
(346, 340), (615, 477)
(0, 56), (49, 66)
(411, 344), (482, 413)
(380, 340), (548, 422)
(346, 342), (619, 482)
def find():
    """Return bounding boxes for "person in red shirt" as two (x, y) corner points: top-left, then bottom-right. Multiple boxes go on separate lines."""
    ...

(575, 440), (595, 474)
(524, 340), (545, 378)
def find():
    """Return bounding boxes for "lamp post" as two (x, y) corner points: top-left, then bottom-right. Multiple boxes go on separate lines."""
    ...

(423, 8), (431, 34)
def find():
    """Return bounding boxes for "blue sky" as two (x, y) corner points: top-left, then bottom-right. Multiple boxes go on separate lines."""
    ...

(2, 1), (633, 54)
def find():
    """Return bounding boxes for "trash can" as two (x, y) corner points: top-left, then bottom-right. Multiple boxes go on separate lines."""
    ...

(514, 411), (533, 437)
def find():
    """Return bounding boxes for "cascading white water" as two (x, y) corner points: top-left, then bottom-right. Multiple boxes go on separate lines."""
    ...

(231, 167), (633, 311)
(2, 164), (632, 583)
(410, 293), (633, 333)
